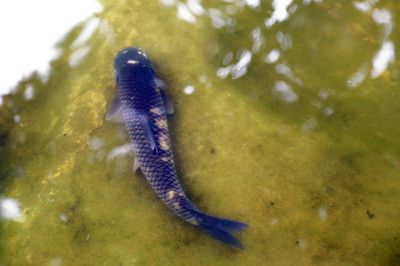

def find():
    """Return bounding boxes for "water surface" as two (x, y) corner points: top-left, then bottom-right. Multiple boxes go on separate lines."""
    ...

(0, 0), (399, 265)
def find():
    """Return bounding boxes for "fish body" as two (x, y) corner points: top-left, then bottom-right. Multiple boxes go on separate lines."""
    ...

(111, 47), (247, 248)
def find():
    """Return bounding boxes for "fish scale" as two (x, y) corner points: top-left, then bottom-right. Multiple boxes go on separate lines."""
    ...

(119, 62), (194, 221)
(112, 47), (248, 248)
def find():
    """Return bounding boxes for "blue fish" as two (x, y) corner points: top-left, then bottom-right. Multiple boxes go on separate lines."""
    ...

(108, 47), (247, 248)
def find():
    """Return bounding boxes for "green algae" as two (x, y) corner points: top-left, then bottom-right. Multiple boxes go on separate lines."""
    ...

(1, 0), (400, 265)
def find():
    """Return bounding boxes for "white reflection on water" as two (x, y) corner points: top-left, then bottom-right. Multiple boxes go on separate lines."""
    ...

(353, 0), (378, 12)
(265, 0), (294, 28)
(371, 41), (395, 78)
(89, 136), (104, 150)
(0, 197), (23, 222)
(276, 31), (292, 50)
(24, 84), (34, 101)
(303, 0), (323, 4)
(160, 0), (176, 7)
(264, 49), (280, 64)
(244, 0), (260, 9)
(49, 258), (63, 266)
(372, 7), (392, 38)
(223, 52), (234, 66)
(232, 50), (252, 79)
(318, 206), (328, 221)
(183, 85), (195, 95)
(273, 80), (298, 103)
(217, 65), (233, 79)
(177, 2), (197, 24)
(107, 143), (133, 161)
(346, 7), (395, 86)
(13, 114), (21, 124)
(251, 27), (263, 53)
(99, 19), (116, 46)
(301, 117), (318, 133)
(162, 0), (395, 93)
(208, 8), (226, 28)
(187, 0), (205, 16)
(318, 89), (331, 100)
(323, 106), (334, 116)
(275, 63), (303, 86)
(370, 8), (395, 79)
(69, 45), (91, 68)
(0, 0), (102, 99)
(347, 64), (368, 88)
(71, 17), (100, 49)
(59, 213), (69, 222)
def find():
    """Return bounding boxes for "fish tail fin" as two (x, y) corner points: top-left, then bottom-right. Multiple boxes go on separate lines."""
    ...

(193, 211), (248, 249)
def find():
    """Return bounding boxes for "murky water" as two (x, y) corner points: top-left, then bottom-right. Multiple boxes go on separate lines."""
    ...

(1, 0), (399, 265)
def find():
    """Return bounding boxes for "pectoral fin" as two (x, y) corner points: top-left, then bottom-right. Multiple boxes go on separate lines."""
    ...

(160, 90), (174, 115)
(106, 94), (124, 122)
(133, 157), (140, 173)
(155, 78), (174, 115)
(136, 112), (158, 154)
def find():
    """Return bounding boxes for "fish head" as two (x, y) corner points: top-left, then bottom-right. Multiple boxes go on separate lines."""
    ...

(114, 47), (153, 74)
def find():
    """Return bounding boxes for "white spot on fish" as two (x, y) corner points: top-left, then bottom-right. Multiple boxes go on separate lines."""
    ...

(150, 107), (163, 115)
(127, 60), (140, 65)
(158, 134), (170, 151)
(187, 217), (199, 225)
(173, 202), (180, 210)
(161, 156), (172, 163)
(156, 118), (168, 129)
(167, 190), (176, 200)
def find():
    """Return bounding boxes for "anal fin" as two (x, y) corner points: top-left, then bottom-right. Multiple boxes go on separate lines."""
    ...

(106, 94), (124, 122)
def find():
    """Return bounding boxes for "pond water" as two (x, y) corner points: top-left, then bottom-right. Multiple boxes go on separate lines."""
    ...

(0, 0), (399, 265)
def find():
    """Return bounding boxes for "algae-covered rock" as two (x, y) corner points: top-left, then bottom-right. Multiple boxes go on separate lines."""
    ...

(0, 0), (399, 265)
